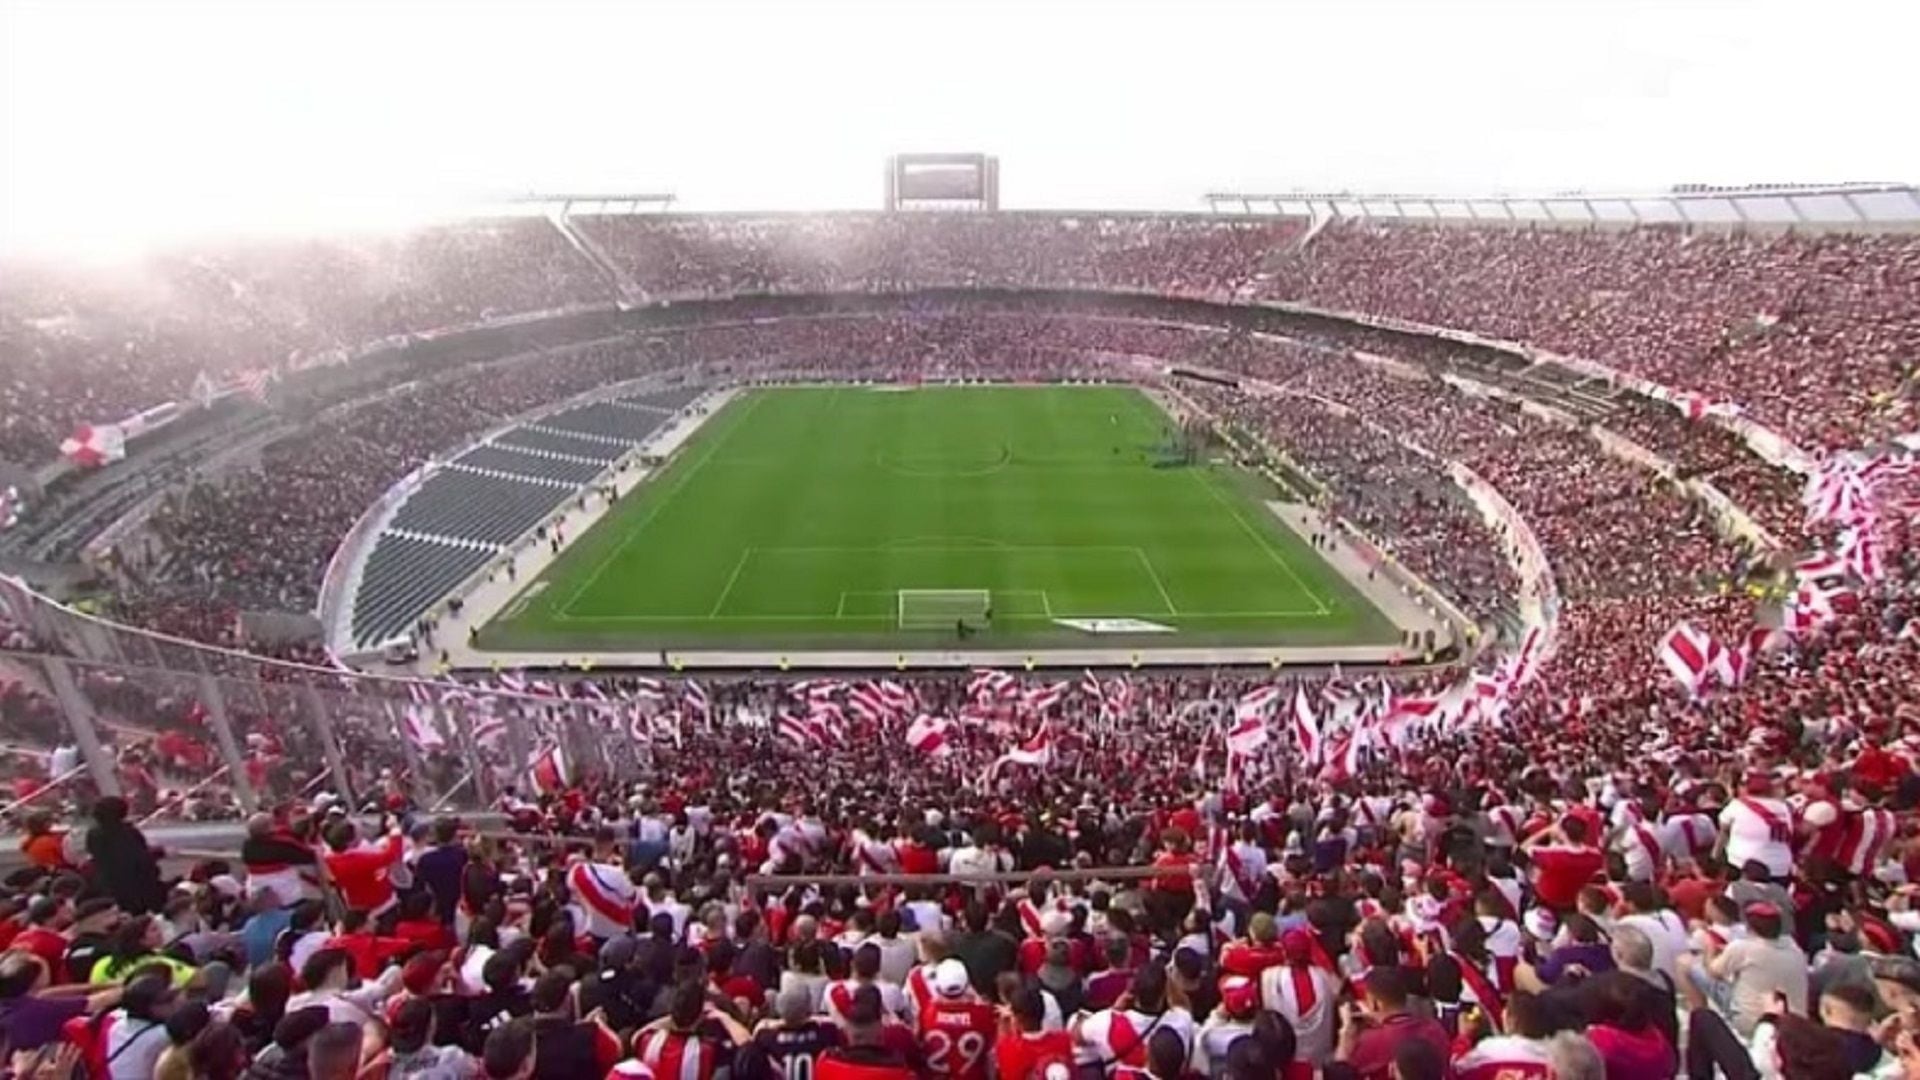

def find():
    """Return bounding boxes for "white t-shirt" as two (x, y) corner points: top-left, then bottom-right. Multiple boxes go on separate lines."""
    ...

(1617, 909), (1690, 982)
(1719, 798), (1795, 878)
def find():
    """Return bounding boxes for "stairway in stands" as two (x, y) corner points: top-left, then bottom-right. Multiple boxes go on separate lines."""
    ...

(548, 210), (643, 305)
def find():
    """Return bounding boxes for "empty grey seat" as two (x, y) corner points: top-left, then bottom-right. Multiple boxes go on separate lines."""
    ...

(456, 444), (604, 485)
(351, 535), (493, 647)
(495, 425), (626, 461)
(390, 470), (571, 545)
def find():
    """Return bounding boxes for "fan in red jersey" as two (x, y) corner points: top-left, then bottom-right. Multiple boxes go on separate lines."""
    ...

(917, 959), (997, 1080)
(818, 986), (918, 1080)
(996, 983), (1075, 1080)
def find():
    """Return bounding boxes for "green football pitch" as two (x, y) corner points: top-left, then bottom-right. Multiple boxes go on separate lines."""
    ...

(478, 385), (1398, 652)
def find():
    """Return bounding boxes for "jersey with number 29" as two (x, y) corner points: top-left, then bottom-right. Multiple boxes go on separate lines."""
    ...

(919, 1000), (997, 1080)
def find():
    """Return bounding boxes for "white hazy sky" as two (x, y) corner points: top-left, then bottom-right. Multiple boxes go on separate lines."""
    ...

(2, 0), (1915, 253)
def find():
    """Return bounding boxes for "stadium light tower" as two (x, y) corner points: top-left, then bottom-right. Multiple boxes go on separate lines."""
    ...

(886, 153), (999, 211)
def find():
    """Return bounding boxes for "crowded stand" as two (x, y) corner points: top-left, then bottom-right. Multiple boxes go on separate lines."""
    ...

(1, 212), (1919, 1080)
(1256, 223), (1920, 450)
(0, 219), (613, 463)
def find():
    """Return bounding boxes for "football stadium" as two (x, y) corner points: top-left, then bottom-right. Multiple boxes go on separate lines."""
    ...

(0, 2), (1918, 1074)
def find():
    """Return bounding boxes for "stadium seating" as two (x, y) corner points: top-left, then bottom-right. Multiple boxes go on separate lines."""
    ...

(350, 533), (496, 648)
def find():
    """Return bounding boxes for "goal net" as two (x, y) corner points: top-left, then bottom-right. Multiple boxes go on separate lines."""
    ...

(898, 589), (992, 630)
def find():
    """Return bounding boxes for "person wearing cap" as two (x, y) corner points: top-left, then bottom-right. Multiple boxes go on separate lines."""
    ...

(1680, 901), (1808, 1038)
(739, 984), (842, 1080)
(916, 959), (995, 1080)
(1190, 976), (1260, 1078)
(1218, 913), (1286, 980)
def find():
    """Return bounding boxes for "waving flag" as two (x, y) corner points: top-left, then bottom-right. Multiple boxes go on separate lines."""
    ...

(1023, 681), (1068, 714)
(905, 715), (952, 756)
(1290, 687), (1323, 764)
(878, 680), (916, 713)
(1225, 714), (1269, 757)
(996, 726), (1054, 768)
(59, 422), (127, 468)
(776, 712), (824, 748)
(530, 744), (570, 794)
(1838, 528), (1884, 582)
(402, 705), (445, 750)
(682, 680), (709, 718)
(847, 683), (889, 722)
(1235, 685), (1281, 723)
(809, 701), (848, 744)
(1658, 622), (1717, 695)
(967, 668), (1017, 702)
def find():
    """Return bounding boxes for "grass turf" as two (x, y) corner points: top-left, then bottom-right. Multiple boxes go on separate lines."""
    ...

(477, 386), (1399, 652)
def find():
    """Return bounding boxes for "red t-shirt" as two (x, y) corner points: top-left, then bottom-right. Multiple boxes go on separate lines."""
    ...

(994, 1030), (1073, 1080)
(323, 834), (405, 911)
(919, 1000), (997, 1080)
(1218, 942), (1287, 978)
(1151, 852), (1197, 894)
(1530, 845), (1605, 910)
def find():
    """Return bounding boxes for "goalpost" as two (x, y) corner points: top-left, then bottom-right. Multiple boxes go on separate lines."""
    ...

(898, 589), (993, 630)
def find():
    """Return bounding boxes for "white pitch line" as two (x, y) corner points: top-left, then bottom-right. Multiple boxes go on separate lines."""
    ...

(1189, 468), (1330, 615)
(551, 608), (1327, 623)
(1131, 548), (1180, 616)
(708, 548), (754, 616)
(559, 391), (767, 616)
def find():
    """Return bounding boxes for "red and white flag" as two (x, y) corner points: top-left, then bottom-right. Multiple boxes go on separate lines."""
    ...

(1235, 685), (1281, 723)
(530, 744), (570, 794)
(1290, 687), (1323, 764)
(402, 706), (445, 750)
(1838, 528), (1884, 582)
(967, 668), (1018, 702)
(997, 726), (1053, 768)
(681, 680), (709, 718)
(1226, 714), (1269, 757)
(809, 701), (848, 744)
(776, 712), (824, 748)
(1023, 681), (1068, 714)
(847, 683), (890, 722)
(904, 715), (952, 756)
(237, 368), (273, 401)
(1658, 622), (1718, 695)
(877, 680), (917, 713)
(60, 422), (126, 468)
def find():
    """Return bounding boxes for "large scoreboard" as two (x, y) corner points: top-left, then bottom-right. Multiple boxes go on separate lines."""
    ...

(885, 153), (999, 212)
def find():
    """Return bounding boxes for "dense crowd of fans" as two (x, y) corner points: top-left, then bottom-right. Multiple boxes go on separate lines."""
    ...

(0, 215), (1917, 1080)
(10, 214), (1912, 465)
